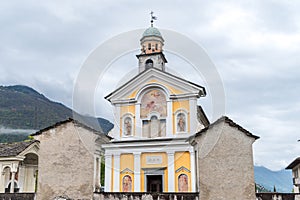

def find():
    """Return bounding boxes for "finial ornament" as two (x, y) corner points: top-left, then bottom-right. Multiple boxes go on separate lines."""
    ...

(150, 11), (157, 27)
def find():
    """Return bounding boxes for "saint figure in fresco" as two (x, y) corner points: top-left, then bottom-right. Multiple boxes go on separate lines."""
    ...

(178, 174), (188, 192)
(140, 89), (167, 118)
(177, 113), (186, 132)
(124, 117), (132, 136)
(122, 175), (132, 192)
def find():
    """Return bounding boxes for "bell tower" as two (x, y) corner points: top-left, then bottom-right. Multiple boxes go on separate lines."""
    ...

(137, 15), (167, 72)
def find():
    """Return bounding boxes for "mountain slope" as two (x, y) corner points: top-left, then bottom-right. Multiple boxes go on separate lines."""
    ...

(254, 166), (293, 193)
(0, 85), (72, 130)
(0, 85), (113, 134)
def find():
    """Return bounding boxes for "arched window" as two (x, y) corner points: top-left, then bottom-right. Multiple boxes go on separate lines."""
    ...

(155, 43), (158, 50)
(122, 175), (132, 192)
(178, 174), (188, 192)
(150, 115), (159, 138)
(176, 112), (187, 133)
(3, 167), (11, 192)
(148, 43), (151, 50)
(145, 59), (153, 69)
(123, 116), (133, 136)
(140, 89), (167, 118)
(140, 89), (167, 138)
(142, 45), (146, 53)
(142, 115), (166, 138)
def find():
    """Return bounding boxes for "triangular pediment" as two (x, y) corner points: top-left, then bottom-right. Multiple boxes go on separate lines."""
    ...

(105, 68), (206, 104)
(120, 168), (134, 174)
(175, 166), (191, 173)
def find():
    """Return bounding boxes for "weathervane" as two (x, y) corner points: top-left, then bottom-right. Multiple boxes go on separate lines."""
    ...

(150, 11), (157, 27)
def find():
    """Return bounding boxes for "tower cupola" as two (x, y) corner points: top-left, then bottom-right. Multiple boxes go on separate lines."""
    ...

(140, 26), (164, 54)
(137, 25), (167, 73)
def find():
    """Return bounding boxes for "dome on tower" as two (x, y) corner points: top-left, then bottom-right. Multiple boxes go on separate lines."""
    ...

(142, 26), (163, 38)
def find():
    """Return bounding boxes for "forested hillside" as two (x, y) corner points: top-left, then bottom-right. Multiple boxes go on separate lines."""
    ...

(0, 85), (113, 143)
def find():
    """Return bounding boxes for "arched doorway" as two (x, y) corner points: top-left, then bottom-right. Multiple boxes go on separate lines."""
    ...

(23, 153), (38, 192)
(5, 181), (19, 193)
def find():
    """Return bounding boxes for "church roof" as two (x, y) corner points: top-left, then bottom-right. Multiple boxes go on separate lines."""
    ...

(193, 116), (259, 140)
(105, 67), (206, 102)
(0, 140), (38, 157)
(142, 26), (163, 39)
(286, 157), (300, 169)
(31, 118), (111, 139)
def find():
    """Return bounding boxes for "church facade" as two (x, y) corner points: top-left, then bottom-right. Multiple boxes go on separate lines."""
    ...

(102, 23), (258, 199)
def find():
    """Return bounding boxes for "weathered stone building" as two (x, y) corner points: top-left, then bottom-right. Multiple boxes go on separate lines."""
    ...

(190, 116), (259, 200)
(286, 157), (300, 200)
(31, 119), (110, 200)
(0, 140), (39, 193)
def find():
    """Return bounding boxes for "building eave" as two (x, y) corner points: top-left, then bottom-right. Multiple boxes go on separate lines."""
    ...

(31, 118), (112, 140)
(105, 67), (206, 102)
(188, 116), (260, 143)
(286, 157), (300, 169)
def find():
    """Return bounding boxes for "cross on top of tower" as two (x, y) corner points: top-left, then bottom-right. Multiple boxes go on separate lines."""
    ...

(150, 11), (157, 27)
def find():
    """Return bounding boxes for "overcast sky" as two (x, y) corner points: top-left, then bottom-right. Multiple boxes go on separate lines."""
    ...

(1, 0), (299, 171)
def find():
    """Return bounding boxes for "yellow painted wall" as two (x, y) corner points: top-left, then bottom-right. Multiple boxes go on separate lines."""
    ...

(140, 152), (168, 192)
(120, 105), (135, 137)
(146, 80), (183, 95)
(120, 105), (135, 116)
(127, 80), (184, 98)
(128, 89), (138, 98)
(174, 152), (191, 192)
(172, 100), (190, 134)
(120, 154), (134, 192)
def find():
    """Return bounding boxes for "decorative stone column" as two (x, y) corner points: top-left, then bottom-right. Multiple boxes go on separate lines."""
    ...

(134, 152), (141, 192)
(113, 105), (121, 139)
(10, 162), (18, 193)
(135, 103), (141, 137)
(10, 172), (15, 193)
(104, 153), (112, 192)
(190, 150), (196, 192)
(18, 165), (25, 192)
(166, 101), (173, 137)
(189, 97), (197, 134)
(167, 151), (175, 192)
(94, 156), (100, 190)
(113, 153), (120, 192)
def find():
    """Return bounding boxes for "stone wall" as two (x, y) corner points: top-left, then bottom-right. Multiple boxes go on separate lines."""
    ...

(34, 122), (100, 200)
(194, 120), (257, 200)
(0, 193), (35, 200)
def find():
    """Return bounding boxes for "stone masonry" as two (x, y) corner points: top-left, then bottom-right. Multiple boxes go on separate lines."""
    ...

(191, 117), (258, 200)
(33, 120), (109, 200)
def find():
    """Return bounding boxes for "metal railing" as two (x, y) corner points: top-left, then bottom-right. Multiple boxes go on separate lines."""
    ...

(94, 192), (199, 200)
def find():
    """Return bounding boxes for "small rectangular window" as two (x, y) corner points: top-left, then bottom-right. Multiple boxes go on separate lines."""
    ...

(293, 169), (299, 178)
